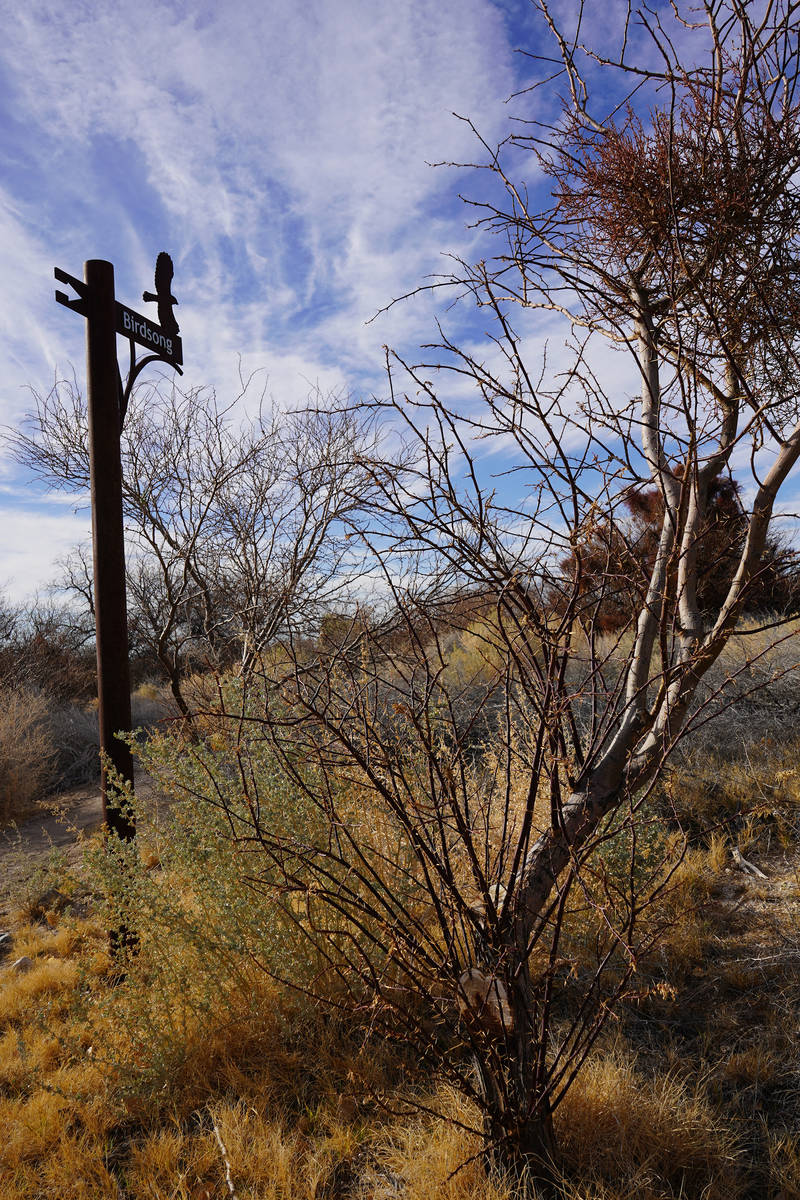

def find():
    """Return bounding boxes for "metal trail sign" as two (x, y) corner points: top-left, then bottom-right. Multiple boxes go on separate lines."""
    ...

(53, 256), (184, 896)
(115, 302), (183, 365)
(56, 258), (183, 369)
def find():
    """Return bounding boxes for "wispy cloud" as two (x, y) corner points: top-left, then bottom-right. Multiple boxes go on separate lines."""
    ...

(0, 0), (524, 598)
(0, 503), (90, 600)
(0, 0), (515, 389)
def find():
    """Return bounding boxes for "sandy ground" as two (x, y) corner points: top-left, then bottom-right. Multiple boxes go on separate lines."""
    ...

(0, 773), (162, 921)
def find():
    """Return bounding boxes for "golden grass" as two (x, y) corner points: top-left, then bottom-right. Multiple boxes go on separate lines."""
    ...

(0, 902), (784, 1200)
(0, 957), (78, 1025)
(767, 1129), (800, 1199)
(2, 722), (800, 1198)
(367, 1088), (510, 1200)
(715, 613), (800, 671)
(555, 1048), (740, 1199)
(662, 738), (800, 845)
(594, 613), (800, 671)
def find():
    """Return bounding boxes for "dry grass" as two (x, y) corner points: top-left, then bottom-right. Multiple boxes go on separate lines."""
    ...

(660, 735), (800, 848)
(555, 1048), (740, 1199)
(0, 679), (176, 831)
(715, 613), (800, 672)
(0, 686), (56, 823)
(0, 902), (490, 1198)
(0, 896), (794, 1199)
(3, 721), (800, 1198)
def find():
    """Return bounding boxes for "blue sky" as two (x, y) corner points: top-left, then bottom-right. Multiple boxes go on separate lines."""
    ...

(2, 0), (794, 605)
(0, 0), (557, 601)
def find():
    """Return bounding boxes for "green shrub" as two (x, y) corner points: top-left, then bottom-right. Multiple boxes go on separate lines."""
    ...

(81, 715), (333, 1098)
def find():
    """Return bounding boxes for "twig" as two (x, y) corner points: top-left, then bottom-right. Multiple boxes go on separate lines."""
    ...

(211, 1113), (239, 1200)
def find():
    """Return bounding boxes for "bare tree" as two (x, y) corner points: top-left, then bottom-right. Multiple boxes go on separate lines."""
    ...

(9, 377), (378, 713)
(181, 2), (800, 1189)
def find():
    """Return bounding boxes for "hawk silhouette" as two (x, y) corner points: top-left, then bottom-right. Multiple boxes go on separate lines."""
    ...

(143, 251), (179, 336)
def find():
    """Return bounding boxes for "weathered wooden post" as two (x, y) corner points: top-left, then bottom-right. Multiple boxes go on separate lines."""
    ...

(54, 253), (183, 956)
(84, 259), (136, 842)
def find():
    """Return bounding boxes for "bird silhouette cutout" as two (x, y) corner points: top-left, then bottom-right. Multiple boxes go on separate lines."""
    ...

(143, 252), (179, 336)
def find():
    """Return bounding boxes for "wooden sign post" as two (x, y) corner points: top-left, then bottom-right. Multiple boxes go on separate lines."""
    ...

(54, 254), (183, 954)
(85, 260), (137, 843)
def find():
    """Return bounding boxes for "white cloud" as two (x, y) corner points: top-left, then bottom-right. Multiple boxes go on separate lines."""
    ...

(0, 0), (515, 391)
(0, 0), (524, 597)
(0, 505), (90, 604)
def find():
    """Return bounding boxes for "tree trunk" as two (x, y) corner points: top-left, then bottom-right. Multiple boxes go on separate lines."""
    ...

(477, 1070), (558, 1195)
(504, 1112), (558, 1196)
(469, 970), (560, 1196)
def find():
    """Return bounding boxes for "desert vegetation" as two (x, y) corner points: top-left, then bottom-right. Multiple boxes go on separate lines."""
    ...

(2, 638), (800, 1198)
(4, 0), (800, 1196)
(0, 595), (172, 823)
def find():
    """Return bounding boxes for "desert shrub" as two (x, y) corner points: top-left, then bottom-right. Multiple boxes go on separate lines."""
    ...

(27, 684), (175, 797)
(86, 679), (687, 1124)
(0, 606), (96, 703)
(80, 719), (337, 1102)
(44, 701), (100, 789)
(7, 688), (798, 1197)
(130, 680), (175, 727)
(441, 617), (511, 689)
(0, 686), (56, 823)
(556, 478), (800, 637)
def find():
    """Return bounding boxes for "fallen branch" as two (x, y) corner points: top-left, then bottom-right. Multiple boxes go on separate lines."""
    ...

(731, 847), (767, 879)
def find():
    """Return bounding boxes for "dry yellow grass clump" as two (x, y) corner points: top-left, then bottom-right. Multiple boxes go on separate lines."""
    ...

(2, 708), (800, 1198)
(555, 1051), (740, 1199)
(0, 892), (739, 1200)
(0, 891), (778, 1200)
(0, 901), (508, 1199)
(0, 685), (56, 824)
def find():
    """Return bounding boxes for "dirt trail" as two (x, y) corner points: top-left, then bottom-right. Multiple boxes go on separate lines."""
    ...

(0, 774), (160, 919)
